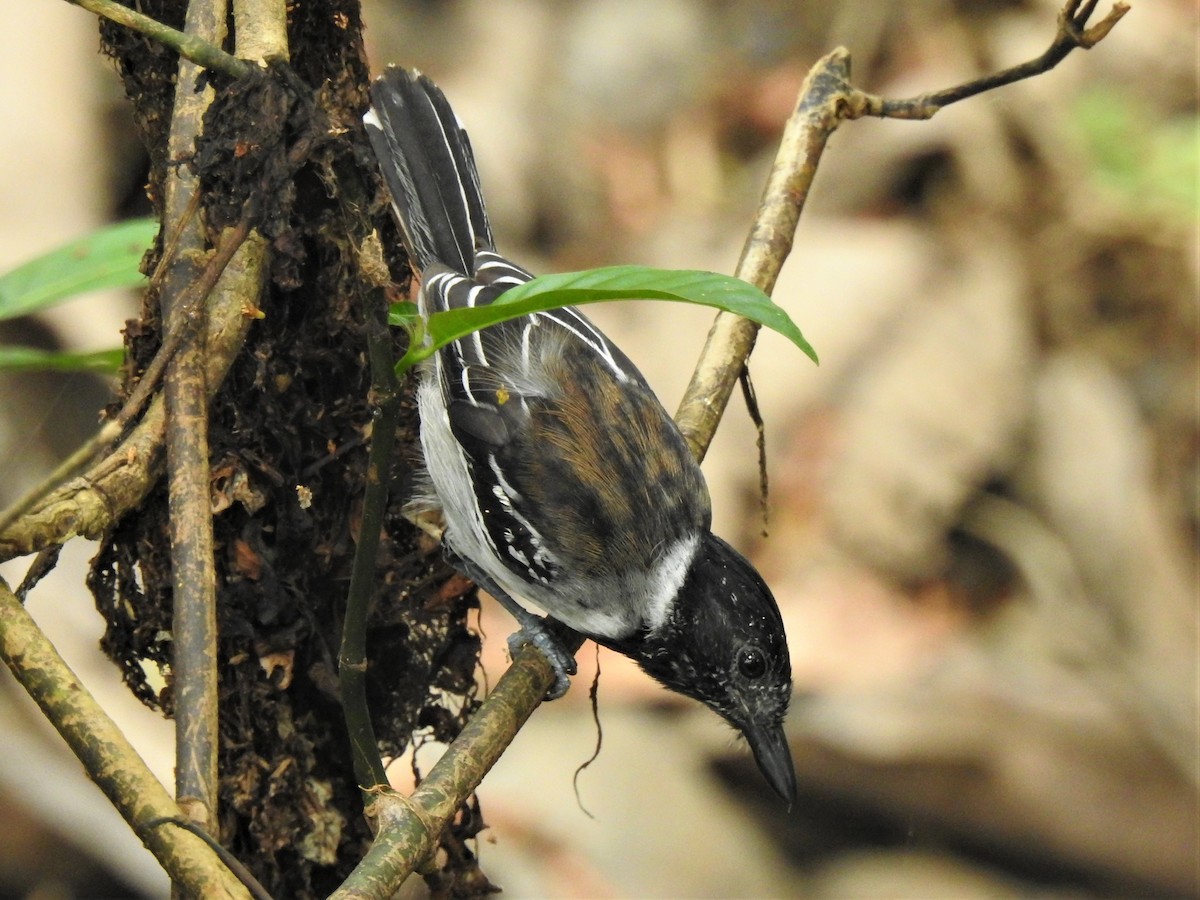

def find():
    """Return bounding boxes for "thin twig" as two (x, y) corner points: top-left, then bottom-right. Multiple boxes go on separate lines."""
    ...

(738, 367), (770, 537)
(64, 0), (253, 79)
(160, 0), (228, 833)
(0, 216), (250, 549)
(571, 648), (604, 819)
(339, 283), (402, 792)
(849, 1), (1132, 120)
(123, 218), (254, 428)
(146, 817), (275, 900)
(0, 191), (201, 540)
(0, 25), (309, 563)
(0, 578), (252, 899)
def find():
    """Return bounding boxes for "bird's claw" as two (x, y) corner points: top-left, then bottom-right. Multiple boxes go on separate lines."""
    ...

(508, 623), (577, 700)
(440, 548), (577, 698)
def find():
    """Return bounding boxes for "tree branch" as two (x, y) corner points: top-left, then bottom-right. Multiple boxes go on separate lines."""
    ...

(848, 0), (1131, 120)
(673, 0), (1129, 459)
(160, 0), (229, 837)
(330, 623), (580, 900)
(0, 577), (251, 899)
(674, 48), (848, 461)
(158, 0), (292, 849)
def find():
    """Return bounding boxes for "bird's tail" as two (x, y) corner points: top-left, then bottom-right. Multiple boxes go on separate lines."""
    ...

(364, 68), (493, 276)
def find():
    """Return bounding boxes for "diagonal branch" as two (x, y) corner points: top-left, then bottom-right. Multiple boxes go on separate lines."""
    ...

(674, 49), (848, 461)
(0, 45), (313, 564)
(675, 0), (1129, 458)
(0, 212), (249, 548)
(332, 623), (581, 900)
(0, 577), (251, 899)
(63, 0), (253, 78)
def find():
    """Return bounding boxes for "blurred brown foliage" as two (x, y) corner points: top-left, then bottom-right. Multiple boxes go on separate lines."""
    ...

(0, 0), (1194, 896)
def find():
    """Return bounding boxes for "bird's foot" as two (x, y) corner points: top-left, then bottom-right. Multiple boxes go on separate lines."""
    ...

(442, 548), (577, 699)
(506, 619), (577, 700)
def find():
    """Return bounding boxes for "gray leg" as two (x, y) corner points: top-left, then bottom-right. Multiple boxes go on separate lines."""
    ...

(446, 551), (577, 699)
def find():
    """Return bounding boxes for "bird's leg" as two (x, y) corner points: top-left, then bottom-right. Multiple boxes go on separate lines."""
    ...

(445, 550), (577, 699)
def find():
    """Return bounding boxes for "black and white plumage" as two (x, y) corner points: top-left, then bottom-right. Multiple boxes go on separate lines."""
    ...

(365, 68), (796, 804)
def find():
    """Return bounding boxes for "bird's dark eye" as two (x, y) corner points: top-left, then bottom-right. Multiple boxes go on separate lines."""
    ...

(737, 646), (767, 680)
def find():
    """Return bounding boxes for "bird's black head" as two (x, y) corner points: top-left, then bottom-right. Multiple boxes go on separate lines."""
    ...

(616, 533), (795, 805)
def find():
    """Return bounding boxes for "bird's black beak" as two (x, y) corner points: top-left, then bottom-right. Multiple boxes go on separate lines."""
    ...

(744, 722), (796, 807)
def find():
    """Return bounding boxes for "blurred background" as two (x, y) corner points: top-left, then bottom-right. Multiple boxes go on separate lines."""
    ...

(1, 0), (1196, 897)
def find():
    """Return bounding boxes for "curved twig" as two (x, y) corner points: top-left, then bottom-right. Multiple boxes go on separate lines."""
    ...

(849, 0), (1131, 120)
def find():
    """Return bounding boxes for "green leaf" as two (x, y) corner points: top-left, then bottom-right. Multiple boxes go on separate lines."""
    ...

(387, 301), (420, 328)
(0, 218), (157, 322)
(0, 345), (124, 374)
(391, 266), (818, 374)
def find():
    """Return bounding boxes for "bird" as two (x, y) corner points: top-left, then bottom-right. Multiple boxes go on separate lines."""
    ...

(364, 67), (796, 804)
